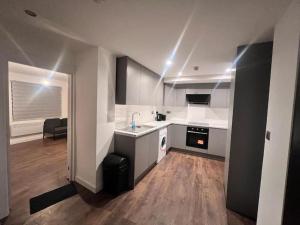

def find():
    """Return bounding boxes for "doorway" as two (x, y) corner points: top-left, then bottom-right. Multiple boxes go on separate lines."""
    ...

(5, 62), (74, 225)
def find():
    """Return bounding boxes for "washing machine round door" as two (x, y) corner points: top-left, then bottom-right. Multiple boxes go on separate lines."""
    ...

(161, 136), (166, 149)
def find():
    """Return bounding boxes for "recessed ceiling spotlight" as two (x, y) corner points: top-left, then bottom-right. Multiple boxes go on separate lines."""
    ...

(24, 9), (37, 17)
(166, 60), (173, 66)
(178, 71), (183, 76)
(193, 66), (199, 71)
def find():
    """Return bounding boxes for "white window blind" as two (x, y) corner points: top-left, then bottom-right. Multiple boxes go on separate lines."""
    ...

(11, 81), (62, 121)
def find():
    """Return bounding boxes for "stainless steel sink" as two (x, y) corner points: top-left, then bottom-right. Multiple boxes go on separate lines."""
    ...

(120, 125), (155, 133)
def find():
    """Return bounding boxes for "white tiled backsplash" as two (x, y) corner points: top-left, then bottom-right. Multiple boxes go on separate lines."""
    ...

(115, 104), (228, 128)
(115, 105), (162, 128)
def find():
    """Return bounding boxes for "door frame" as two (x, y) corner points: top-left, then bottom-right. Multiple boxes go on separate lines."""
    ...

(67, 72), (76, 181)
(6, 61), (76, 207)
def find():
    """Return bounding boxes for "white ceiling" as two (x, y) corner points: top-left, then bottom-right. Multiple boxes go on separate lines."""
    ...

(0, 0), (292, 77)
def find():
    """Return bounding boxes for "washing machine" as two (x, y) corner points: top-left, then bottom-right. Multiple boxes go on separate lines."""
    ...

(157, 127), (167, 163)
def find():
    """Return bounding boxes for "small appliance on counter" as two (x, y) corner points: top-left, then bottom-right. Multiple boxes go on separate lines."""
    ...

(155, 112), (166, 121)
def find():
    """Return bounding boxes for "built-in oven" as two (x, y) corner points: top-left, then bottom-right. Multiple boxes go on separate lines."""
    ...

(186, 126), (209, 149)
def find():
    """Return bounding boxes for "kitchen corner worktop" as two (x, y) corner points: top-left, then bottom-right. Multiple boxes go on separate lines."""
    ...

(114, 119), (228, 138)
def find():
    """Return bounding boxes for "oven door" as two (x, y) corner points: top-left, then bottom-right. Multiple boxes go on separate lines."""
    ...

(186, 128), (209, 149)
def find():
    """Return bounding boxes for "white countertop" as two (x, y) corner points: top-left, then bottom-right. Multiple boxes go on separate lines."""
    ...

(115, 119), (228, 138)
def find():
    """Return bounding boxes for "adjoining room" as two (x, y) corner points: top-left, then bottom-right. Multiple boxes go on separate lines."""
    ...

(7, 62), (71, 225)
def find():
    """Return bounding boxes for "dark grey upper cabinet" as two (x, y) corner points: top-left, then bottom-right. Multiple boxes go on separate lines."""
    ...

(116, 56), (163, 105)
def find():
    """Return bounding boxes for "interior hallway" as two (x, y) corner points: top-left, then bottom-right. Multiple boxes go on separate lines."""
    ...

(4, 138), (68, 225)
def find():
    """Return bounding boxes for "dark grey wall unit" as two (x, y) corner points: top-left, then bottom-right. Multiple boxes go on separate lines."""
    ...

(116, 57), (128, 105)
(282, 60), (300, 225)
(226, 42), (273, 219)
(116, 56), (163, 105)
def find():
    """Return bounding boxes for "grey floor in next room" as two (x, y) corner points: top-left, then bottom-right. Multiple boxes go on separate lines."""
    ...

(20, 149), (254, 225)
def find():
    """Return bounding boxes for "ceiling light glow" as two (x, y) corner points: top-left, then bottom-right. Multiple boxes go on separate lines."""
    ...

(166, 60), (173, 66)
(178, 71), (183, 76)
(226, 68), (236, 73)
(42, 80), (50, 86)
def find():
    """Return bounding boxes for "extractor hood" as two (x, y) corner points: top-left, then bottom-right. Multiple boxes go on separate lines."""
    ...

(186, 94), (211, 105)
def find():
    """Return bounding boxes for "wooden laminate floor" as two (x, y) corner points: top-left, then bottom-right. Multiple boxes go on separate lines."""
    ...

(4, 138), (68, 225)
(20, 150), (254, 225)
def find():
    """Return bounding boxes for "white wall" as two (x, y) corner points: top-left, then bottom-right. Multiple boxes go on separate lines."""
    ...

(163, 105), (228, 123)
(187, 105), (229, 121)
(0, 60), (10, 220)
(95, 48), (116, 191)
(257, 1), (300, 225)
(115, 105), (158, 128)
(74, 47), (98, 192)
(74, 47), (117, 193)
(115, 104), (229, 129)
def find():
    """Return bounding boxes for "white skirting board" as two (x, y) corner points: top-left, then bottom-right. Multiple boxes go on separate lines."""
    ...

(75, 176), (97, 193)
(10, 120), (44, 137)
(10, 134), (43, 145)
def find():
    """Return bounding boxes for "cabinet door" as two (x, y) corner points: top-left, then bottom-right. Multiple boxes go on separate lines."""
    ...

(164, 85), (176, 106)
(185, 89), (211, 95)
(167, 125), (172, 150)
(155, 80), (164, 106)
(171, 125), (187, 149)
(135, 135), (150, 179)
(210, 89), (230, 108)
(148, 131), (159, 165)
(208, 128), (227, 157)
(139, 69), (154, 105)
(126, 60), (141, 105)
(175, 89), (187, 106)
(139, 69), (163, 106)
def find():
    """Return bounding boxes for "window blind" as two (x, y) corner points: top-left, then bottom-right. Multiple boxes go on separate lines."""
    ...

(11, 81), (62, 121)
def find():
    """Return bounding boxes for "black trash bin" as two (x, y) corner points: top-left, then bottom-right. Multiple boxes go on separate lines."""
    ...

(103, 153), (129, 195)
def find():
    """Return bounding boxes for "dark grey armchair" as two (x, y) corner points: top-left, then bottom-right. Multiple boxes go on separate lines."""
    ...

(43, 118), (68, 140)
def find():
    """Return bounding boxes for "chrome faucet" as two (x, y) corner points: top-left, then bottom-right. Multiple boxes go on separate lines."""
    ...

(131, 112), (140, 128)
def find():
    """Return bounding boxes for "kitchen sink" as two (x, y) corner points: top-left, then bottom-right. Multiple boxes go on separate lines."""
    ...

(120, 125), (155, 133)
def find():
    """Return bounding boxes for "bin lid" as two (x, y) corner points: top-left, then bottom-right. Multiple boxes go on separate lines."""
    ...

(103, 153), (128, 168)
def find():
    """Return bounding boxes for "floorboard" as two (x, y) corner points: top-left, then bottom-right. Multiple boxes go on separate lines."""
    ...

(20, 150), (255, 225)
(4, 138), (68, 225)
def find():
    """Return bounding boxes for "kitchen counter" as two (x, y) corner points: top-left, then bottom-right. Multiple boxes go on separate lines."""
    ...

(115, 119), (228, 137)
